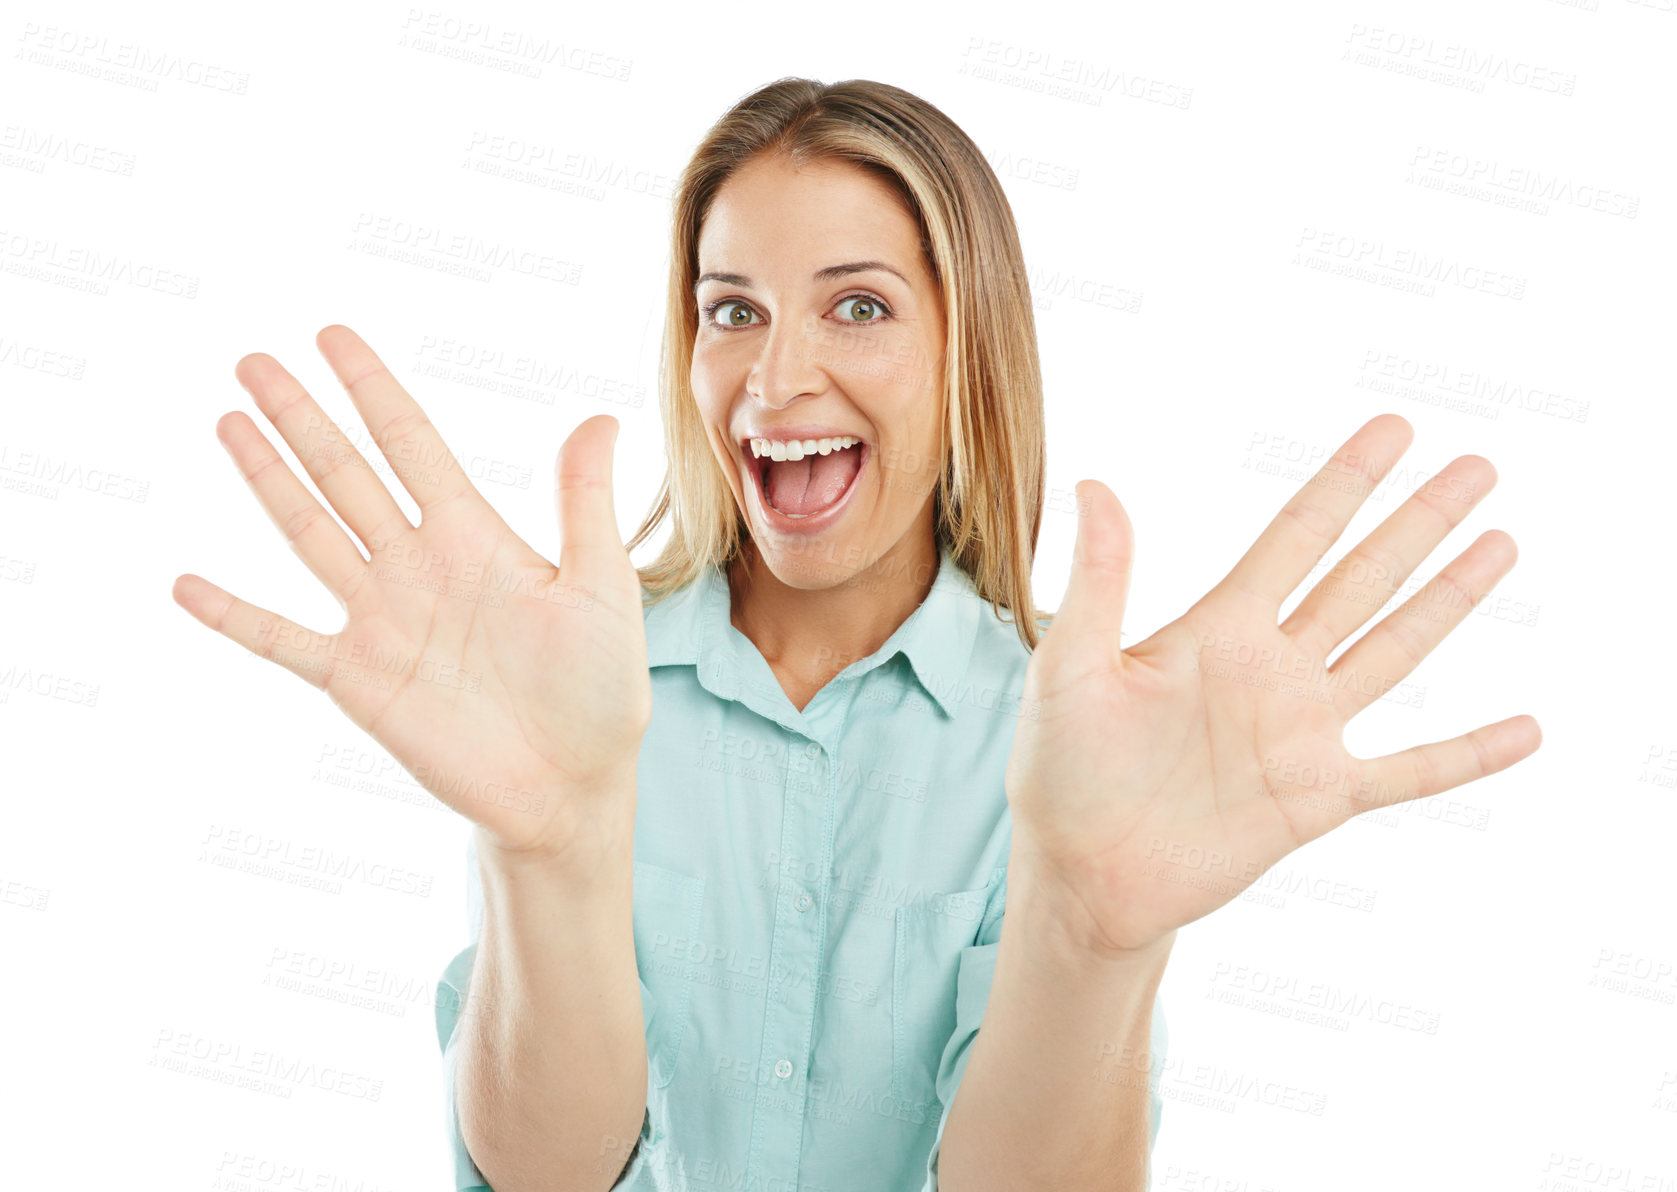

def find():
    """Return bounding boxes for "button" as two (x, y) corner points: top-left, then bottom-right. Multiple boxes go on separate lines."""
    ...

(774, 1058), (793, 1079)
(794, 892), (812, 912)
(805, 742), (820, 758)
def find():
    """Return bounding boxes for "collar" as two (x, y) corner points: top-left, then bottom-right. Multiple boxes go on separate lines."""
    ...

(644, 541), (980, 720)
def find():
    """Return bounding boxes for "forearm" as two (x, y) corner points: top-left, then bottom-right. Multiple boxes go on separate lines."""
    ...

(936, 850), (1173, 1192)
(455, 796), (647, 1192)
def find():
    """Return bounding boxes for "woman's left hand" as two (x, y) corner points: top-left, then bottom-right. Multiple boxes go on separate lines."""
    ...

(1004, 413), (1542, 955)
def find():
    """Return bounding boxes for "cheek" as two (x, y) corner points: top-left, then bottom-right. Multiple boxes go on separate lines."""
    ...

(869, 426), (939, 511)
(690, 362), (735, 449)
(686, 361), (738, 486)
(878, 362), (944, 499)
(690, 355), (727, 417)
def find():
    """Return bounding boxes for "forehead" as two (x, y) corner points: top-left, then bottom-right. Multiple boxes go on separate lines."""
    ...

(697, 155), (925, 279)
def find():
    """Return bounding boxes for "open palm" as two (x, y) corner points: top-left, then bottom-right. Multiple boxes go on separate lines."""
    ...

(1005, 414), (1542, 953)
(173, 325), (649, 856)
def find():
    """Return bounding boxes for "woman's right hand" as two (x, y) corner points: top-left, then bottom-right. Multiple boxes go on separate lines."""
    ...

(173, 325), (651, 859)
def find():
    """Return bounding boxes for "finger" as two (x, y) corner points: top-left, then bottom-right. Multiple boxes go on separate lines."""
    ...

(1328, 529), (1518, 719)
(1219, 414), (1413, 611)
(314, 324), (485, 515)
(1280, 454), (1496, 658)
(216, 411), (367, 606)
(1359, 713), (1542, 810)
(171, 573), (334, 691)
(555, 414), (626, 565)
(1046, 479), (1132, 667)
(233, 350), (413, 554)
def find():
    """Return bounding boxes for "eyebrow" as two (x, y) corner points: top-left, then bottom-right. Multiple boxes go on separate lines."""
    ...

(693, 260), (910, 293)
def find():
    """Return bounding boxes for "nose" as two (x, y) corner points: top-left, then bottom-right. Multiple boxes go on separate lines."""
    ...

(746, 311), (827, 409)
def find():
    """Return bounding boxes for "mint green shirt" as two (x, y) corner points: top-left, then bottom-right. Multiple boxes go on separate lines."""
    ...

(435, 543), (1166, 1189)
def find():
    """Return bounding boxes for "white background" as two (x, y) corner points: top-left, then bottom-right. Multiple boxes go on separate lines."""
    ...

(2, 1), (1672, 1189)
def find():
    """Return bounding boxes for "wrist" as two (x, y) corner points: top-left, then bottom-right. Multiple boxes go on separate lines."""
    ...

(1005, 844), (1177, 971)
(476, 774), (637, 885)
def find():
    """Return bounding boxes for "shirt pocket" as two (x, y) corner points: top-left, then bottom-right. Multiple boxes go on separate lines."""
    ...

(891, 883), (992, 1111)
(632, 860), (707, 1090)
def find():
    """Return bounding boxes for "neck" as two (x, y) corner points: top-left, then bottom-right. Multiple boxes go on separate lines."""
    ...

(727, 521), (940, 698)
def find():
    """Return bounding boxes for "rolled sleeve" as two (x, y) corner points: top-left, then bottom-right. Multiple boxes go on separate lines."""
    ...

(918, 937), (999, 1191)
(917, 872), (1169, 1191)
(436, 942), (493, 1192)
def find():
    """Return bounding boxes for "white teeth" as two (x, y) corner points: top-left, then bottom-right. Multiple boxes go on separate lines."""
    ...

(749, 434), (859, 459)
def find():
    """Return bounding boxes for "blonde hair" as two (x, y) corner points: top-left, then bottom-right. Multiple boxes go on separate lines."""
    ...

(627, 76), (1050, 651)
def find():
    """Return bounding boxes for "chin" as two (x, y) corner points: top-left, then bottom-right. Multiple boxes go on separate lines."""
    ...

(748, 532), (874, 591)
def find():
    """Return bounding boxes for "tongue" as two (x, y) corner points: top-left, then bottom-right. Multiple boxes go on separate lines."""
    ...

(765, 446), (861, 516)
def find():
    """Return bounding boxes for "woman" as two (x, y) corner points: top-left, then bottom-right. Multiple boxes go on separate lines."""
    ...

(173, 78), (1540, 1190)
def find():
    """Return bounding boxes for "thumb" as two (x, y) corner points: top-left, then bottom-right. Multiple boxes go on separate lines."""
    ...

(555, 414), (623, 570)
(1052, 479), (1133, 661)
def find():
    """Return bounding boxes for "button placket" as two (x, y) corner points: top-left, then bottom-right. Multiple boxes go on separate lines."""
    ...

(748, 729), (826, 1183)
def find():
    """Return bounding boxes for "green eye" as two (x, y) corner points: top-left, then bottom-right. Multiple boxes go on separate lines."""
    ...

(707, 300), (759, 328)
(699, 293), (891, 331)
(836, 296), (885, 322)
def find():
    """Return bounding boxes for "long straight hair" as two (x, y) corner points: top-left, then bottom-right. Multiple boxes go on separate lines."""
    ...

(627, 76), (1050, 651)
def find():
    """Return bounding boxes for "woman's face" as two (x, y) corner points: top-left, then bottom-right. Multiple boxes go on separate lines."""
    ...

(692, 153), (947, 590)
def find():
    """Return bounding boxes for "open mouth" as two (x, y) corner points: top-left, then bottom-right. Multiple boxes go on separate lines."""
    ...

(744, 437), (868, 526)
